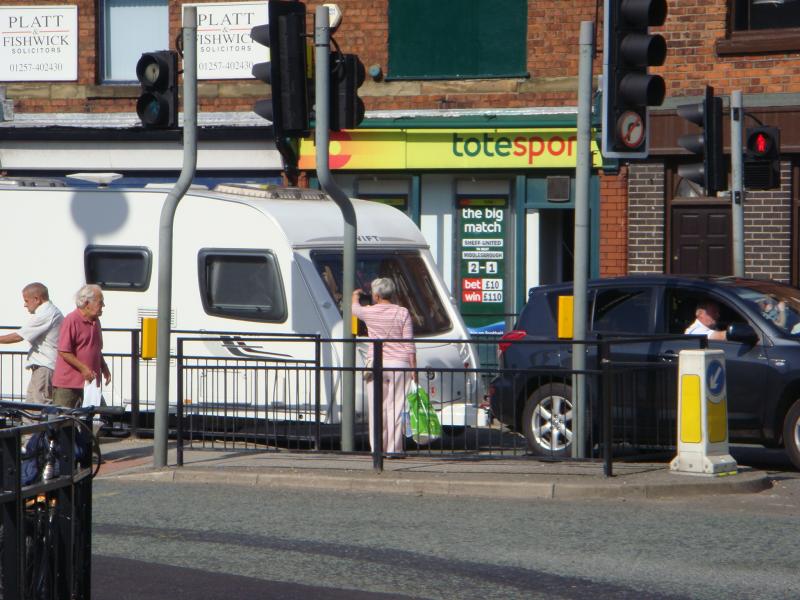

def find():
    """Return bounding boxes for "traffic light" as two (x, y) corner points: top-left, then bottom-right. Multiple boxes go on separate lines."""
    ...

(744, 126), (780, 190)
(330, 53), (366, 131)
(136, 51), (178, 129)
(677, 86), (726, 196)
(601, 0), (668, 159)
(250, 0), (310, 138)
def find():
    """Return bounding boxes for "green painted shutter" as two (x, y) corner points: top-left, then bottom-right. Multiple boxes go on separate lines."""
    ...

(388, 0), (527, 80)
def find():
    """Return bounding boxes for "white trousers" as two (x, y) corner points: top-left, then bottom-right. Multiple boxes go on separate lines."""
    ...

(368, 359), (410, 454)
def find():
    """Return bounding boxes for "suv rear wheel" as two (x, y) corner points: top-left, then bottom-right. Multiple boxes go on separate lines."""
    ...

(783, 399), (800, 470)
(522, 383), (573, 457)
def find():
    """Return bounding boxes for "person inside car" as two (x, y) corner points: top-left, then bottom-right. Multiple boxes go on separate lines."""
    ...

(758, 296), (788, 328)
(685, 300), (727, 340)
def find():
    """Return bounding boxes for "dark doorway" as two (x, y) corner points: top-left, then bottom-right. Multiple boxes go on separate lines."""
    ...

(670, 205), (732, 275)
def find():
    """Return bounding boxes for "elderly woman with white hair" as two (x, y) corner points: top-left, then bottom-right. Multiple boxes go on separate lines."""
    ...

(352, 277), (417, 457)
(52, 284), (111, 408)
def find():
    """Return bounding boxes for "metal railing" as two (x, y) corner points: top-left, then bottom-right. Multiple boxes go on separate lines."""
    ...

(0, 402), (101, 600)
(0, 326), (703, 475)
(169, 334), (703, 475)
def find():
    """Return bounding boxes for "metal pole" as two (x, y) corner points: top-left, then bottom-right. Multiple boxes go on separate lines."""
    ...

(315, 6), (356, 451)
(154, 6), (198, 468)
(600, 340), (613, 477)
(571, 21), (594, 459)
(372, 340), (383, 472)
(314, 335), (321, 450)
(130, 329), (140, 437)
(176, 338), (184, 467)
(731, 91), (745, 277)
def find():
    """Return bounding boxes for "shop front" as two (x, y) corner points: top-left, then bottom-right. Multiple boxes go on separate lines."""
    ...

(299, 119), (604, 331)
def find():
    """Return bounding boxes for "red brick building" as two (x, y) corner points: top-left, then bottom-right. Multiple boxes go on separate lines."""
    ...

(0, 0), (798, 326)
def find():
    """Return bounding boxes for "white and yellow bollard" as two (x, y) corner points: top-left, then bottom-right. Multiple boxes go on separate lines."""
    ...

(670, 349), (738, 476)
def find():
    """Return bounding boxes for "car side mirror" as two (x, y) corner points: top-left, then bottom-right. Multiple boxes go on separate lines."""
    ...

(727, 323), (758, 345)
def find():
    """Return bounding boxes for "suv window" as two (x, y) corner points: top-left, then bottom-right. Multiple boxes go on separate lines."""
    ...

(541, 291), (593, 337)
(664, 288), (749, 336)
(592, 288), (652, 334)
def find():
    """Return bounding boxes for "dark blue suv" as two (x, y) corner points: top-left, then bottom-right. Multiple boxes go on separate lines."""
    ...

(488, 275), (800, 470)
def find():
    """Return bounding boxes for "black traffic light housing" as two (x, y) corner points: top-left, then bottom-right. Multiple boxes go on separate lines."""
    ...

(330, 53), (366, 131)
(602, 0), (668, 159)
(744, 126), (780, 190)
(677, 86), (726, 196)
(251, 0), (310, 138)
(136, 51), (178, 129)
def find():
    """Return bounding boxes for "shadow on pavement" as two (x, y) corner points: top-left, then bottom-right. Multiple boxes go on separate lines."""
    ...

(92, 555), (414, 600)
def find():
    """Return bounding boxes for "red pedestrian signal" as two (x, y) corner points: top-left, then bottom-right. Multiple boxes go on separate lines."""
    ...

(745, 127), (780, 190)
(747, 129), (775, 158)
(754, 133), (767, 154)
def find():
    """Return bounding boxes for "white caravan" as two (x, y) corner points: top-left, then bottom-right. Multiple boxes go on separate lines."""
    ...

(0, 182), (483, 430)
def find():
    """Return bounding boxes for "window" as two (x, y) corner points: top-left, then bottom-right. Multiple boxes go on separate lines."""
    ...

(198, 250), (287, 322)
(541, 291), (593, 337)
(592, 288), (652, 334)
(733, 0), (800, 30)
(84, 245), (152, 291)
(100, 0), (169, 82)
(387, 0), (527, 80)
(718, 0), (800, 55)
(664, 288), (750, 336)
(312, 250), (452, 336)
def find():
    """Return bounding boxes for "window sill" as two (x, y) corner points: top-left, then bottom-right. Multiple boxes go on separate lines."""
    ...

(716, 28), (800, 55)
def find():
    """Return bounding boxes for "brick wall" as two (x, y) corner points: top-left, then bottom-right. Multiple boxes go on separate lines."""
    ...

(6, 2), (800, 113)
(627, 163), (666, 273)
(659, 1), (800, 99)
(599, 167), (628, 277)
(744, 162), (792, 282)
(4, 0), (605, 114)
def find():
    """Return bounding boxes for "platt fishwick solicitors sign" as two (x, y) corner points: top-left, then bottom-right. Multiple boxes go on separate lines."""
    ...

(0, 5), (77, 81)
(183, 2), (267, 80)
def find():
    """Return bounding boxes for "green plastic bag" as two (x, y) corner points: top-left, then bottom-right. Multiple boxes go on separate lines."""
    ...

(406, 382), (442, 445)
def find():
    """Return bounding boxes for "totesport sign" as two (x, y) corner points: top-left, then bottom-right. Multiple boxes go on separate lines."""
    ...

(298, 128), (603, 170)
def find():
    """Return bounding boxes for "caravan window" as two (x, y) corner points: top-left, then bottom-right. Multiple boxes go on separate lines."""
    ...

(198, 249), (287, 322)
(312, 250), (452, 335)
(84, 245), (152, 291)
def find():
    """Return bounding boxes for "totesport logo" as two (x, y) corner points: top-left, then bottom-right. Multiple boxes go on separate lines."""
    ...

(297, 129), (601, 170)
(450, 132), (577, 165)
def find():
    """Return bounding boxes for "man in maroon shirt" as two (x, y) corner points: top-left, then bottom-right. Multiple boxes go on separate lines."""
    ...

(52, 284), (111, 408)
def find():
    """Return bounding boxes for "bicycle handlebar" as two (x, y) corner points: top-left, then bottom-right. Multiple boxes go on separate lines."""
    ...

(0, 400), (124, 419)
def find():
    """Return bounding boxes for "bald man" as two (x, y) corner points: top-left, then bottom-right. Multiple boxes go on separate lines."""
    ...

(0, 282), (64, 402)
(685, 300), (727, 341)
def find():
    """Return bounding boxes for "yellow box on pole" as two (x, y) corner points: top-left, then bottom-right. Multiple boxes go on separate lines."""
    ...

(141, 317), (157, 359)
(557, 295), (574, 339)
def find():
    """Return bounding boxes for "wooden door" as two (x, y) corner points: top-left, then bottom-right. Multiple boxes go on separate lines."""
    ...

(670, 206), (731, 275)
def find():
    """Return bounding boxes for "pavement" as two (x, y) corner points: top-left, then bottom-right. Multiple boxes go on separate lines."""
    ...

(94, 436), (774, 500)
